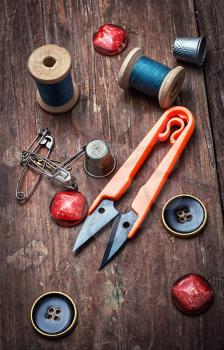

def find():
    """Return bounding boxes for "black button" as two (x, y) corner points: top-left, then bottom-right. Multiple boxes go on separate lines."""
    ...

(31, 292), (77, 337)
(162, 195), (207, 237)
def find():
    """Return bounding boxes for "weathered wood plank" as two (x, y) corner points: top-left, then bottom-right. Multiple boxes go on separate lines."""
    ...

(194, 0), (224, 211)
(0, 1), (224, 349)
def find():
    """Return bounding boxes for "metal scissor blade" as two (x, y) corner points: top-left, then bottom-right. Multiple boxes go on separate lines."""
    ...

(99, 210), (138, 269)
(73, 199), (119, 252)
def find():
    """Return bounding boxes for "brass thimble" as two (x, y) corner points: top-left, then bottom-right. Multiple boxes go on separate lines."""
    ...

(84, 140), (116, 178)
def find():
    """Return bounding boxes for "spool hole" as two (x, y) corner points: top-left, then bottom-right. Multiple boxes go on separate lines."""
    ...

(98, 208), (105, 214)
(43, 56), (56, 68)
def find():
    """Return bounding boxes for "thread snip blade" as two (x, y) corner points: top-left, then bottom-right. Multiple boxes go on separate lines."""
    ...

(99, 210), (138, 269)
(73, 199), (119, 252)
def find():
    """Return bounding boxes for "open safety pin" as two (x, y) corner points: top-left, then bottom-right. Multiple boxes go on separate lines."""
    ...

(16, 128), (54, 202)
(73, 106), (195, 269)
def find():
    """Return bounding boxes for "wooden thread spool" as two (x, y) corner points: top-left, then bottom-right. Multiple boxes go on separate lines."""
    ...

(118, 47), (185, 109)
(28, 45), (79, 114)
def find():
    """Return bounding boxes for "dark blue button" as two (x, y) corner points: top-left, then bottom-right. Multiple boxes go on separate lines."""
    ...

(31, 292), (77, 337)
(162, 195), (207, 237)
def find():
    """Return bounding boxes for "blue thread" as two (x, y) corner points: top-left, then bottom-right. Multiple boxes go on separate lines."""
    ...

(129, 56), (171, 97)
(36, 74), (74, 107)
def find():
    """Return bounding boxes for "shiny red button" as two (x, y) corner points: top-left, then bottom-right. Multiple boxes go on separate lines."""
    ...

(171, 274), (214, 315)
(50, 191), (88, 227)
(92, 24), (128, 56)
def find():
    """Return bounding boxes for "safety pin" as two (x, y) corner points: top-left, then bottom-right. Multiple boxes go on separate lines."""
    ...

(49, 146), (86, 179)
(16, 129), (54, 202)
(20, 152), (72, 173)
(27, 158), (76, 189)
(20, 146), (86, 189)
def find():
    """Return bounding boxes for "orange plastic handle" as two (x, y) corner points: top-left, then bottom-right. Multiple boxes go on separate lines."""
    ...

(89, 106), (195, 218)
(129, 107), (195, 238)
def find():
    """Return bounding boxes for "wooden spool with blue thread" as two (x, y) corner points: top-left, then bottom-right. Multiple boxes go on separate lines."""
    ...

(28, 45), (79, 114)
(118, 47), (185, 109)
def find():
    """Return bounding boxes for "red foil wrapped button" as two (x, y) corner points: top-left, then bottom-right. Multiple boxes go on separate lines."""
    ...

(50, 191), (88, 227)
(92, 24), (128, 56)
(171, 274), (214, 315)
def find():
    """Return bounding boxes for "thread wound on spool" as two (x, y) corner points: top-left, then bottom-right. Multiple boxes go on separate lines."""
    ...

(118, 47), (185, 109)
(130, 56), (171, 97)
(35, 74), (74, 107)
(28, 44), (79, 114)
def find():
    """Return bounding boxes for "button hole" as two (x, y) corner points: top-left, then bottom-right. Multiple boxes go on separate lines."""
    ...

(186, 214), (192, 221)
(178, 217), (185, 223)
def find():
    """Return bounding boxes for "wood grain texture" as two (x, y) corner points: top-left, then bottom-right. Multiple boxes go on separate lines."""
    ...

(194, 0), (224, 211)
(0, 1), (224, 349)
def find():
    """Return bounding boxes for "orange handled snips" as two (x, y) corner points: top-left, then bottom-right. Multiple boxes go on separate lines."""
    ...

(73, 106), (195, 269)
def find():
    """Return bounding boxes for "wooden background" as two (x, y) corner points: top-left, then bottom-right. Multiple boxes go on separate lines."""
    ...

(1, 0), (224, 349)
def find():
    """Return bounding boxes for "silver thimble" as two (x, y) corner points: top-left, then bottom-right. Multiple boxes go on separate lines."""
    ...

(173, 37), (206, 67)
(84, 140), (116, 178)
